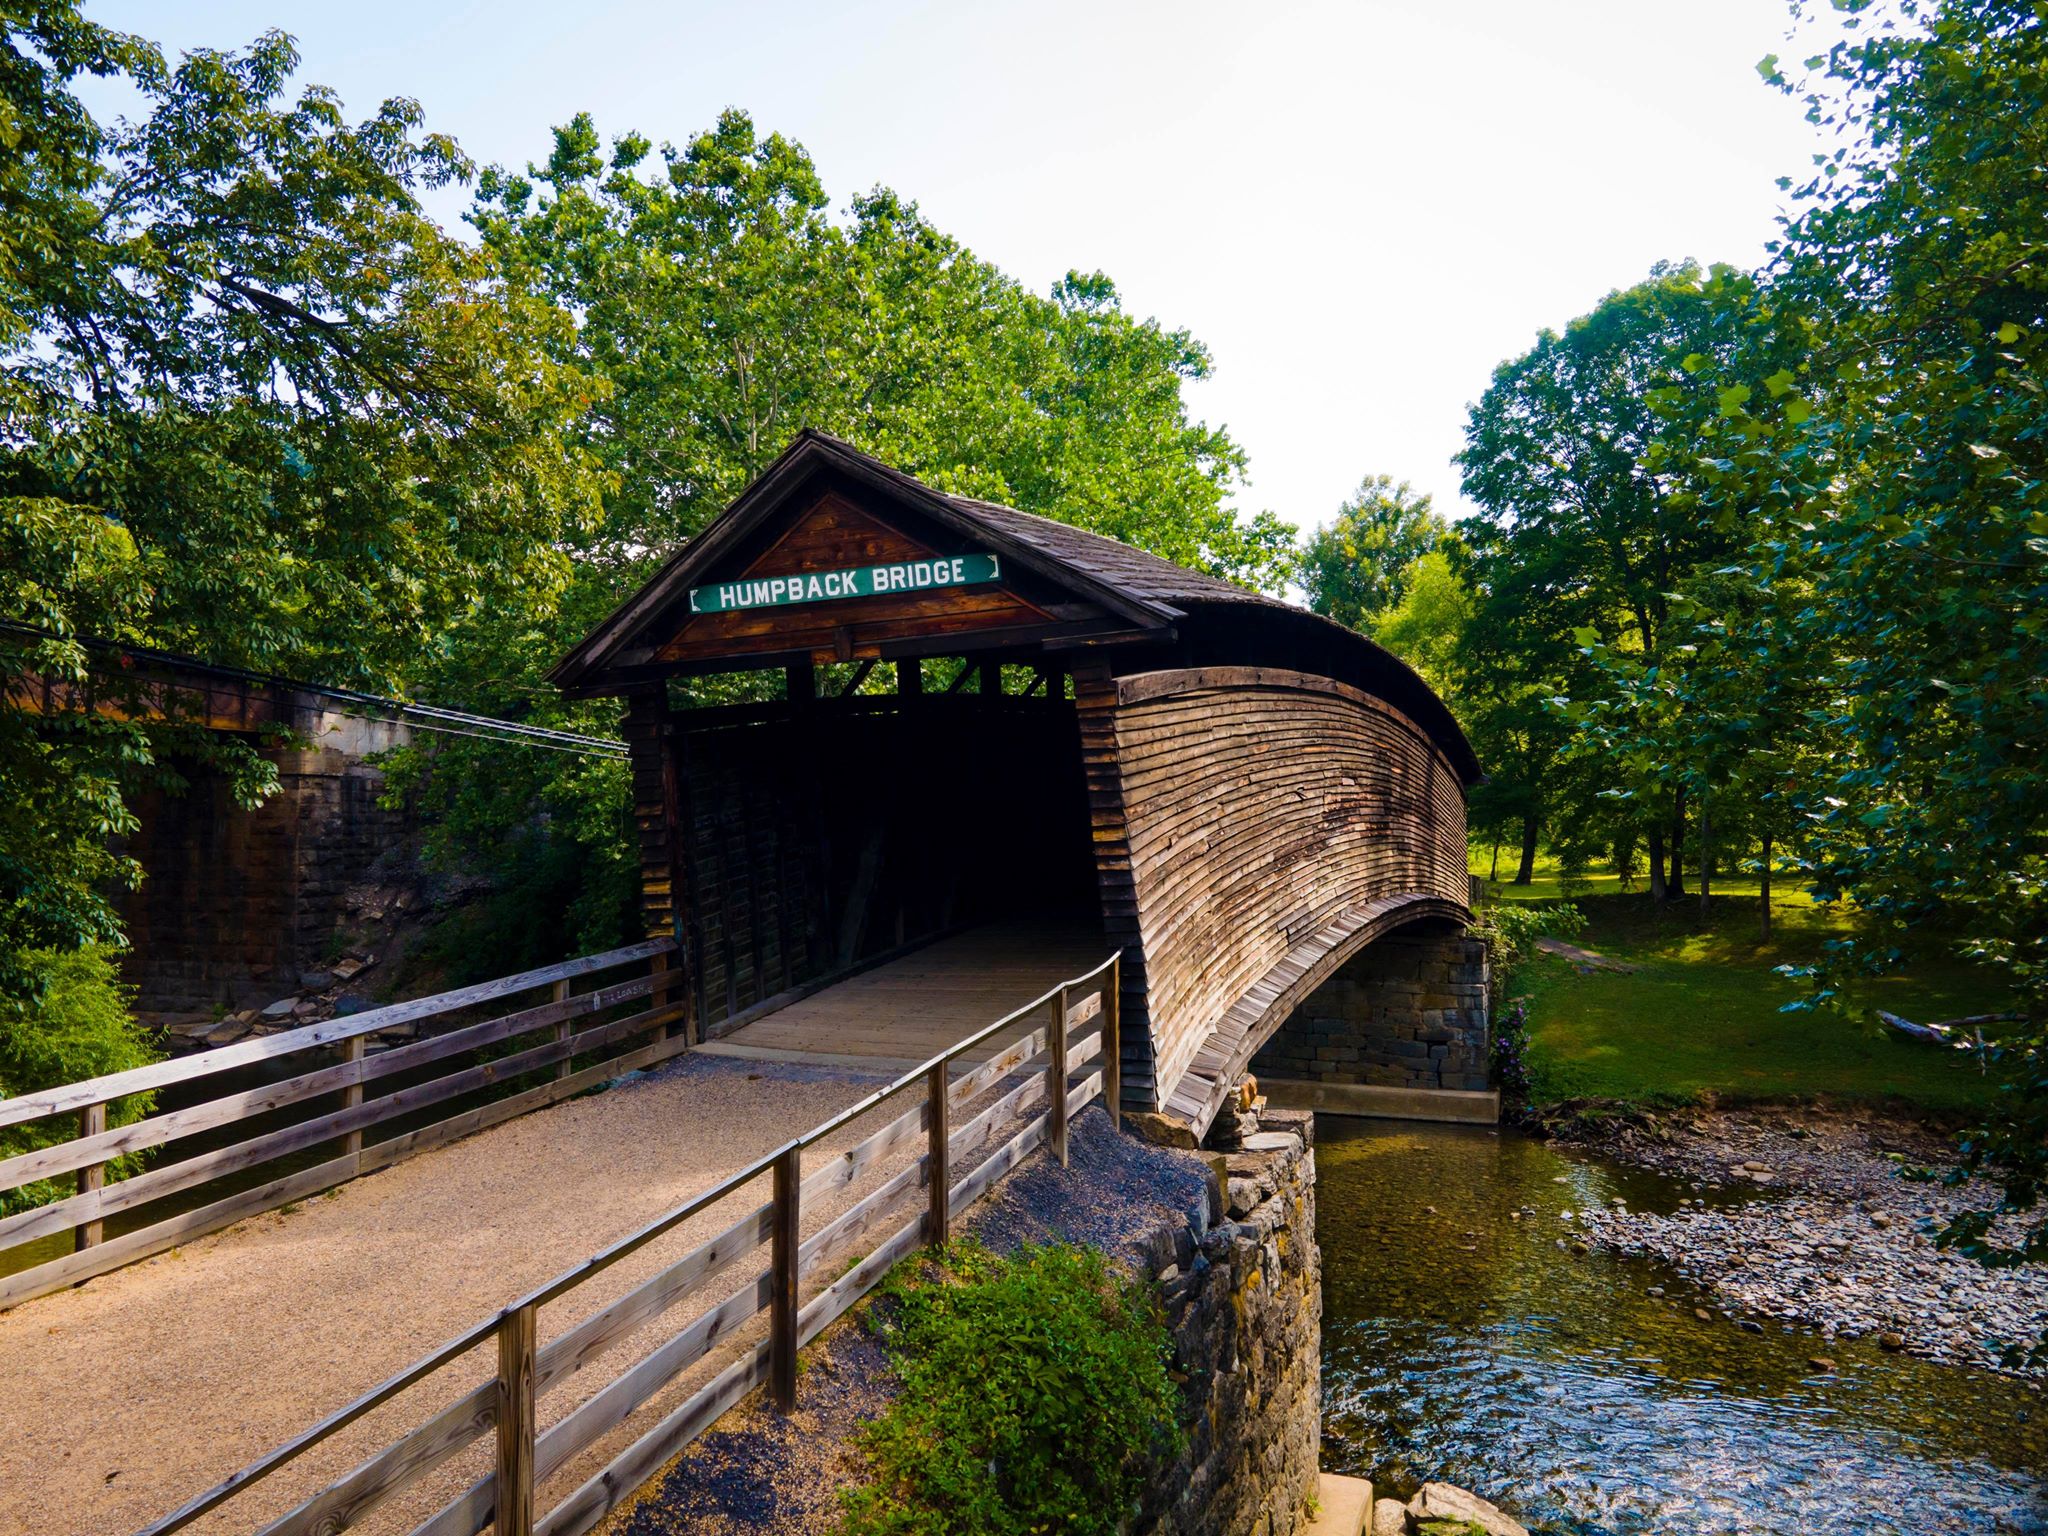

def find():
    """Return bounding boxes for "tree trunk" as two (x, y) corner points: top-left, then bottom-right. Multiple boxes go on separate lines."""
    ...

(1513, 810), (1539, 885)
(1669, 790), (1688, 898)
(1698, 794), (1713, 921)
(1647, 824), (1667, 903)
(1489, 834), (1502, 883)
(1759, 833), (1773, 943)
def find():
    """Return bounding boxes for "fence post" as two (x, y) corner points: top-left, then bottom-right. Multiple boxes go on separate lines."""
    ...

(342, 1036), (366, 1164)
(1103, 954), (1121, 1134)
(552, 978), (573, 1082)
(926, 1062), (950, 1247)
(494, 1302), (537, 1536)
(75, 1102), (106, 1251)
(1049, 985), (1070, 1168)
(770, 1145), (801, 1411)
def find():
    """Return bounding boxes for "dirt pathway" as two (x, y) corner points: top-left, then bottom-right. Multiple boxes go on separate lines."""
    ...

(0, 1053), (918, 1536)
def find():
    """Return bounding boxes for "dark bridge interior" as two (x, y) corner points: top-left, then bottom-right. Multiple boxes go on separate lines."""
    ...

(670, 678), (1098, 1031)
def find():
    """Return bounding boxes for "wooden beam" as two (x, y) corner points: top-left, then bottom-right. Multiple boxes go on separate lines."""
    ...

(926, 1063), (949, 1248)
(977, 659), (1001, 696)
(1049, 986), (1069, 1168)
(896, 657), (923, 696)
(495, 1305), (536, 1536)
(784, 664), (815, 703)
(769, 1145), (800, 1411)
(838, 658), (876, 697)
(75, 1101), (105, 1251)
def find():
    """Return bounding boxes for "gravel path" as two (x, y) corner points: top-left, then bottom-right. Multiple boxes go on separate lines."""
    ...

(0, 1053), (923, 1536)
(1556, 1105), (2048, 1378)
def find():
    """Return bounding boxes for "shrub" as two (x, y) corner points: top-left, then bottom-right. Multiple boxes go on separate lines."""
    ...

(1492, 998), (1532, 1103)
(0, 947), (160, 1213)
(1472, 900), (1585, 983)
(842, 1240), (1183, 1536)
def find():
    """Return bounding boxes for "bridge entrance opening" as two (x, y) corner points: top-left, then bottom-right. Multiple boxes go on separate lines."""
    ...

(664, 670), (1101, 1038)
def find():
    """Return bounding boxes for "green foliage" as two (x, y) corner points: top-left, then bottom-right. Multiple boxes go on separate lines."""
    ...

(1369, 548), (1472, 701)
(1472, 900), (1584, 984)
(0, 947), (157, 1212)
(1299, 475), (1447, 630)
(1, 5), (603, 1000)
(842, 1240), (1182, 1536)
(472, 108), (1290, 592)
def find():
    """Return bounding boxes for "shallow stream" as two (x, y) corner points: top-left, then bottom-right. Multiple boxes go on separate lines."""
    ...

(1316, 1119), (2047, 1535)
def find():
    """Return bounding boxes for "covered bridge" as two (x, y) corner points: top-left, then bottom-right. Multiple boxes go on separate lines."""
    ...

(553, 431), (1487, 1136)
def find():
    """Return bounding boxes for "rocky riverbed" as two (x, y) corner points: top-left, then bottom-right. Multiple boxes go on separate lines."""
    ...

(1553, 1104), (2048, 1379)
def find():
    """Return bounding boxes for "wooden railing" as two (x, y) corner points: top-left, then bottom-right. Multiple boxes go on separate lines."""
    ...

(133, 950), (1121, 1536)
(0, 939), (687, 1309)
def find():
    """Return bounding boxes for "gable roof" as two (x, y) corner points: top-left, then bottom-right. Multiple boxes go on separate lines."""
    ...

(552, 429), (1481, 784)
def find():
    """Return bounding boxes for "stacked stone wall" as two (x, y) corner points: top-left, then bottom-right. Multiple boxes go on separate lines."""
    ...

(1136, 1109), (1321, 1536)
(115, 706), (412, 1015)
(1250, 924), (1489, 1092)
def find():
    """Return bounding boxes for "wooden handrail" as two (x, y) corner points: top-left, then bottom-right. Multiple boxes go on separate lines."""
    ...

(0, 936), (678, 1129)
(129, 947), (1124, 1536)
(3, 941), (684, 1311)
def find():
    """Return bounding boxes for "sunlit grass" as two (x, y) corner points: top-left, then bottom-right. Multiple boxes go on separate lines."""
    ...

(1473, 854), (2011, 1114)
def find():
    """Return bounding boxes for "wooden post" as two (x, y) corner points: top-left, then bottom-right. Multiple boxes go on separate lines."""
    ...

(1103, 955), (1121, 1134)
(926, 1062), (950, 1247)
(552, 978), (573, 1080)
(75, 1102), (106, 1251)
(785, 663), (815, 704)
(770, 1145), (800, 1411)
(977, 659), (1001, 697)
(342, 1036), (366, 1162)
(1049, 986), (1070, 1168)
(494, 1303), (537, 1536)
(897, 657), (923, 696)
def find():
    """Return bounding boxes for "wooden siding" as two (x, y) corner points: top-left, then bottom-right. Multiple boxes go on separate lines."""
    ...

(621, 689), (677, 942)
(1073, 666), (1156, 1111)
(1106, 667), (1470, 1119)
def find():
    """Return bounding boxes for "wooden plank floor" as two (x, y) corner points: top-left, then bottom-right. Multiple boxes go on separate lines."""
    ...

(698, 921), (1110, 1072)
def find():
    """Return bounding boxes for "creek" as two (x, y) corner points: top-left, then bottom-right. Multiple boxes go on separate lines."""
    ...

(1316, 1118), (2047, 1535)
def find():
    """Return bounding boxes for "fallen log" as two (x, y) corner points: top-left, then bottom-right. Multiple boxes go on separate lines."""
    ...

(1875, 1010), (2021, 1046)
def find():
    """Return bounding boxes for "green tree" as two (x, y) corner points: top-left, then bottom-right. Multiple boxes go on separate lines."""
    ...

(2, 10), (600, 1035)
(1371, 546), (1472, 699)
(1726, 0), (2047, 1276)
(1299, 475), (1445, 630)
(471, 110), (1288, 589)
(1456, 261), (1770, 893)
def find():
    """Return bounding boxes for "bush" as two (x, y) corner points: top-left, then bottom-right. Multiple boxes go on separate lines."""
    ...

(842, 1240), (1183, 1536)
(0, 946), (160, 1213)
(1472, 900), (1585, 983)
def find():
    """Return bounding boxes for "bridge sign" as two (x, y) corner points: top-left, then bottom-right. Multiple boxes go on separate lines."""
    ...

(687, 553), (1003, 616)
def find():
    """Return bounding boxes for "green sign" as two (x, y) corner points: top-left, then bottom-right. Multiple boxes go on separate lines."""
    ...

(687, 552), (1003, 616)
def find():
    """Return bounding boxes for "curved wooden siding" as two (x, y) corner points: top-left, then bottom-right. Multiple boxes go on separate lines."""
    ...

(1107, 667), (1470, 1115)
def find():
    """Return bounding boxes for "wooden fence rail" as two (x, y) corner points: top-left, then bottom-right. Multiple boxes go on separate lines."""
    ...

(0, 938), (686, 1309)
(132, 949), (1122, 1536)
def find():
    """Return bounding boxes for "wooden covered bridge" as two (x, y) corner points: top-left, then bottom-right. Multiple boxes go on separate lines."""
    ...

(555, 429), (1488, 1137)
(0, 431), (1490, 1536)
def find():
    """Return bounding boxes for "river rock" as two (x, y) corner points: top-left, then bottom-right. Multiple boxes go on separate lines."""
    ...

(1371, 1498), (1408, 1536)
(1406, 1482), (1530, 1536)
(1125, 1111), (1198, 1150)
(260, 997), (298, 1019)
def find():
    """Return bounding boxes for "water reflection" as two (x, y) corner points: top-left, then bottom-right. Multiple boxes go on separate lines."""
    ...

(1316, 1120), (2047, 1536)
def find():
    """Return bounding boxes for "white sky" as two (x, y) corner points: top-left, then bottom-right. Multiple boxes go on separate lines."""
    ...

(83, 0), (1821, 529)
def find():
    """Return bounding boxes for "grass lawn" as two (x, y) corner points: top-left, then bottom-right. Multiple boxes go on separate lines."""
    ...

(1474, 858), (2013, 1115)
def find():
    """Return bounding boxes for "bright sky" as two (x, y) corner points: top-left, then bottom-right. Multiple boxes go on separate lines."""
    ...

(82, 0), (1822, 530)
